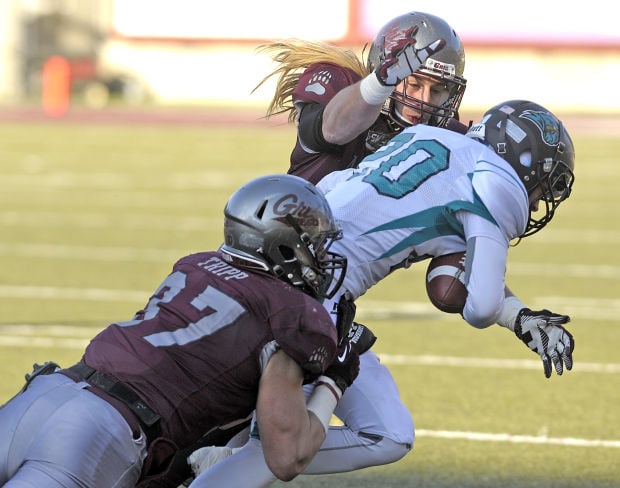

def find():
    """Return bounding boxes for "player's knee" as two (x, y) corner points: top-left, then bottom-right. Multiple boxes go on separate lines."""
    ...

(387, 437), (413, 463)
(358, 432), (413, 466)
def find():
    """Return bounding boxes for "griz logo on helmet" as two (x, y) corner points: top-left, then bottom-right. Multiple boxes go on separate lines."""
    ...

(273, 193), (321, 227)
(519, 110), (561, 146)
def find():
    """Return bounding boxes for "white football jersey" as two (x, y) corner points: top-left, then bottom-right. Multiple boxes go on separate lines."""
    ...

(318, 124), (529, 328)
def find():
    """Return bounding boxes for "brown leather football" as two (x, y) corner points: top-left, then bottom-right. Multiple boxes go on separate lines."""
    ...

(425, 251), (467, 314)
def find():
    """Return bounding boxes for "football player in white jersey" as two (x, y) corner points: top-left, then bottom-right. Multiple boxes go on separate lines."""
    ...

(188, 99), (576, 487)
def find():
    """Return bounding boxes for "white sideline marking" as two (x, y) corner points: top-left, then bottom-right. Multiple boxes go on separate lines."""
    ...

(0, 335), (89, 349)
(0, 285), (146, 303)
(358, 299), (620, 322)
(415, 429), (620, 448)
(0, 212), (217, 231)
(3, 286), (620, 321)
(0, 324), (99, 337)
(0, 243), (181, 262)
(0, 325), (618, 374)
(378, 353), (620, 374)
(4, 242), (620, 280)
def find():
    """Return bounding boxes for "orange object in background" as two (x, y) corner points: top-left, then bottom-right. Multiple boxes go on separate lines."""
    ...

(42, 56), (71, 117)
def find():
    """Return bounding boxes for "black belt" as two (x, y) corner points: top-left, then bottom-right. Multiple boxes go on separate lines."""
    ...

(61, 362), (161, 442)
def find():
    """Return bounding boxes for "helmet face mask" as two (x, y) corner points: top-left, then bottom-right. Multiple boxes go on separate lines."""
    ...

(467, 100), (575, 238)
(220, 174), (346, 299)
(525, 158), (574, 236)
(365, 11), (467, 150)
(388, 62), (466, 129)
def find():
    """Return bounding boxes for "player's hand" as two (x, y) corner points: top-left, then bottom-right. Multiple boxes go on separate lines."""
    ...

(348, 322), (377, 355)
(374, 25), (446, 86)
(514, 308), (574, 378)
(334, 292), (376, 354)
(323, 341), (360, 395)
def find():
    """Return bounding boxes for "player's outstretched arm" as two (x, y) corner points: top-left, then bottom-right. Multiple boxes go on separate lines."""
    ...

(320, 82), (387, 145)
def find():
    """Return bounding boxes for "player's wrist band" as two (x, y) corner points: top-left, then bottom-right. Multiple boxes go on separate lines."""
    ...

(359, 73), (395, 105)
(316, 375), (342, 401)
(497, 295), (527, 331)
(307, 376), (341, 434)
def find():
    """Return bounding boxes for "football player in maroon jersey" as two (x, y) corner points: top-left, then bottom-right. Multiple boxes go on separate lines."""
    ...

(254, 11), (468, 185)
(0, 174), (367, 487)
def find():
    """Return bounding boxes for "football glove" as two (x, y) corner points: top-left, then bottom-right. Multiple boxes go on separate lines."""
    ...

(334, 292), (377, 354)
(348, 322), (377, 355)
(514, 308), (574, 378)
(323, 341), (360, 395)
(375, 25), (446, 86)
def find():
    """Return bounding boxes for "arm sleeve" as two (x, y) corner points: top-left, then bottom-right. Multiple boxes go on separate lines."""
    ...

(297, 103), (345, 154)
(460, 212), (510, 328)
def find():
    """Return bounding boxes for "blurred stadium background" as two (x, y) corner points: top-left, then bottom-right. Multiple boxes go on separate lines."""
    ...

(1, 2), (619, 487)
(0, 0), (618, 117)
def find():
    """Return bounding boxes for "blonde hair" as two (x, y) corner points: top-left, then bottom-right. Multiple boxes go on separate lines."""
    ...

(253, 39), (369, 123)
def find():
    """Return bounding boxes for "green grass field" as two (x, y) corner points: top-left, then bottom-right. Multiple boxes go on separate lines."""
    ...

(1, 115), (619, 487)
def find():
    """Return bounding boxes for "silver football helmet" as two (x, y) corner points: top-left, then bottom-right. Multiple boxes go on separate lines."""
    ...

(366, 11), (467, 149)
(220, 174), (346, 299)
(467, 100), (575, 237)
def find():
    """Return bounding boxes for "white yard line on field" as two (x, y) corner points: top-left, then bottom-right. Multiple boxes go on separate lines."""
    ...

(378, 353), (620, 374)
(0, 323), (618, 374)
(3, 285), (620, 321)
(0, 212), (216, 232)
(0, 335), (89, 349)
(415, 429), (620, 448)
(0, 285), (146, 303)
(4, 243), (620, 279)
(0, 243), (181, 262)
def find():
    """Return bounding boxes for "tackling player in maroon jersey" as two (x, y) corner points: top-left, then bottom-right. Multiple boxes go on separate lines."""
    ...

(0, 174), (366, 487)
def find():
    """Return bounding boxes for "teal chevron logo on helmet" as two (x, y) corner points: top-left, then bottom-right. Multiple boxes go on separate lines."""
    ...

(519, 110), (560, 146)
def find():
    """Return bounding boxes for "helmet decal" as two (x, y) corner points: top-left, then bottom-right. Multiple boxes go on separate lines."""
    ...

(504, 118), (527, 144)
(221, 174), (347, 299)
(519, 110), (561, 146)
(273, 193), (321, 227)
(423, 57), (457, 77)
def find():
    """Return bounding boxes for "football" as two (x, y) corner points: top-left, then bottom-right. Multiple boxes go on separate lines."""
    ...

(425, 251), (468, 314)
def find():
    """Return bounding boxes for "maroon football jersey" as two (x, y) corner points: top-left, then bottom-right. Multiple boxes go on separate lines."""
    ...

(82, 252), (337, 448)
(288, 62), (370, 184)
(287, 63), (470, 185)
